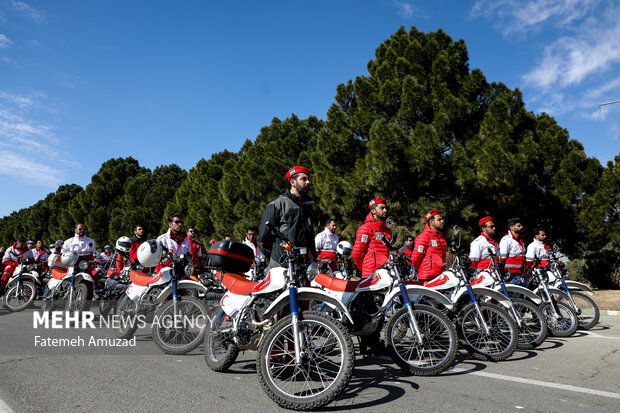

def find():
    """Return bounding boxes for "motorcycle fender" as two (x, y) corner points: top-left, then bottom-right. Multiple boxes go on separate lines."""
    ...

(7, 273), (41, 286)
(501, 285), (542, 305)
(385, 286), (454, 311)
(261, 287), (355, 324)
(471, 286), (513, 309)
(155, 280), (208, 302)
(126, 284), (149, 301)
(46, 278), (62, 291)
(563, 281), (594, 295)
(74, 273), (93, 283)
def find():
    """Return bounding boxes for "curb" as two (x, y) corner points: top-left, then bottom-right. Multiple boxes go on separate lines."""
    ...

(600, 310), (620, 317)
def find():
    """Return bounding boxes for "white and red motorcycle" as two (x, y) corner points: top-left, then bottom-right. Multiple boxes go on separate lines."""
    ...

(43, 252), (95, 313)
(3, 259), (43, 311)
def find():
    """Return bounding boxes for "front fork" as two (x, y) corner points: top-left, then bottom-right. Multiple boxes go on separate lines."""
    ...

(499, 282), (522, 328)
(399, 284), (424, 343)
(559, 279), (580, 315)
(539, 274), (561, 319)
(68, 275), (75, 310)
(465, 284), (491, 335)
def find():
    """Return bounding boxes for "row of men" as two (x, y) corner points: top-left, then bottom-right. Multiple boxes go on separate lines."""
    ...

(257, 165), (550, 286)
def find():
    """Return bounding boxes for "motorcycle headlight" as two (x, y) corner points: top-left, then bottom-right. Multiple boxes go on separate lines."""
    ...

(184, 264), (194, 277)
(78, 261), (89, 271)
(306, 262), (318, 282)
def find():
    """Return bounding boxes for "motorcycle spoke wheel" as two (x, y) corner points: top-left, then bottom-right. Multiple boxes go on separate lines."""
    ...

(152, 297), (208, 355)
(204, 307), (239, 371)
(257, 311), (354, 411)
(541, 301), (578, 337)
(557, 291), (599, 330)
(4, 281), (36, 312)
(458, 302), (517, 361)
(510, 298), (547, 350)
(383, 305), (457, 375)
(115, 295), (139, 339)
(66, 283), (89, 314)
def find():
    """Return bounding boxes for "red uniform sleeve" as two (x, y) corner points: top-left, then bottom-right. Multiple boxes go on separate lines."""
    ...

(351, 225), (370, 271)
(410, 232), (428, 271)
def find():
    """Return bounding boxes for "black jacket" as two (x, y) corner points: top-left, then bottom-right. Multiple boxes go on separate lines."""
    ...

(258, 190), (316, 264)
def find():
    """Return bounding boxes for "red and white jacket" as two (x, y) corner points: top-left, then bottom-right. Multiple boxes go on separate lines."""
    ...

(469, 234), (497, 272)
(62, 234), (96, 257)
(315, 227), (339, 269)
(411, 225), (447, 280)
(526, 239), (549, 267)
(32, 247), (49, 263)
(157, 230), (191, 256)
(352, 212), (392, 278)
(2, 244), (34, 265)
(499, 232), (525, 274)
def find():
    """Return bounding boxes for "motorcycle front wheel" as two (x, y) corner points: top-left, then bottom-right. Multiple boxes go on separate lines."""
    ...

(458, 302), (518, 361)
(115, 295), (139, 339)
(4, 281), (36, 312)
(152, 296), (208, 355)
(383, 305), (458, 375)
(557, 291), (599, 330)
(65, 283), (89, 315)
(541, 300), (578, 337)
(256, 311), (354, 411)
(204, 307), (240, 372)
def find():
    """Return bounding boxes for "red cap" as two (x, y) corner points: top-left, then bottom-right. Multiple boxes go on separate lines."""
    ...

(425, 210), (440, 221)
(285, 166), (310, 181)
(368, 197), (387, 209)
(478, 216), (494, 227)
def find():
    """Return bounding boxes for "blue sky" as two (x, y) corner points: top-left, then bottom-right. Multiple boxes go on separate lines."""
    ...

(1, 0), (619, 217)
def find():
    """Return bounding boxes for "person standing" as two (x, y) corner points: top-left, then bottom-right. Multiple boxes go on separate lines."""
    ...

(258, 166), (316, 270)
(526, 227), (549, 268)
(62, 223), (98, 298)
(157, 213), (192, 266)
(469, 216), (498, 272)
(398, 235), (415, 259)
(243, 225), (265, 279)
(315, 219), (339, 272)
(351, 198), (392, 279)
(410, 210), (447, 282)
(186, 226), (205, 272)
(498, 217), (527, 284)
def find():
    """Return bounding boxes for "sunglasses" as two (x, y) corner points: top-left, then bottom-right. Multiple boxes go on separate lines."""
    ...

(485, 225), (496, 229)
(173, 220), (183, 224)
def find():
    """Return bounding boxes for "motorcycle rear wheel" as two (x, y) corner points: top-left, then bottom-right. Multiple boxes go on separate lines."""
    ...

(204, 307), (240, 372)
(557, 291), (599, 330)
(510, 298), (548, 350)
(4, 281), (36, 312)
(458, 302), (518, 361)
(256, 311), (354, 410)
(383, 305), (457, 375)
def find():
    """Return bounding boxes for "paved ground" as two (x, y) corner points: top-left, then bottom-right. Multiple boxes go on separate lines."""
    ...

(0, 298), (619, 413)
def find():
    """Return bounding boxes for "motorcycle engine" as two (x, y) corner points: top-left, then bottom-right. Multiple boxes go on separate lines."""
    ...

(350, 292), (384, 327)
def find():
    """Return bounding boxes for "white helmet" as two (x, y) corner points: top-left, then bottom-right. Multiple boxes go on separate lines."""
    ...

(337, 241), (353, 258)
(60, 251), (79, 267)
(115, 236), (132, 254)
(137, 240), (163, 267)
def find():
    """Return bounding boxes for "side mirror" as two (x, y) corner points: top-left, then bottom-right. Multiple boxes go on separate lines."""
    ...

(452, 225), (460, 236)
(386, 216), (395, 229)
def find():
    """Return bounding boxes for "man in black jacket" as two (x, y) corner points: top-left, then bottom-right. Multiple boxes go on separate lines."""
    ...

(258, 166), (316, 270)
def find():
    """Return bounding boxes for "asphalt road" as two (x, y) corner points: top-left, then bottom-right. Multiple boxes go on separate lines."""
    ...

(0, 304), (619, 413)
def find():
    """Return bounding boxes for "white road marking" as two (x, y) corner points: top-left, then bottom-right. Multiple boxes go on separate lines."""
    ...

(453, 368), (620, 400)
(0, 399), (15, 413)
(582, 331), (620, 340)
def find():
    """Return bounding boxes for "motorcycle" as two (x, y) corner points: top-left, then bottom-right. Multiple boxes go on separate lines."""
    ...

(43, 252), (95, 314)
(546, 246), (599, 330)
(311, 234), (458, 376)
(525, 258), (579, 337)
(115, 243), (210, 355)
(2, 259), (43, 311)
(204, 222), (355, 410)
(423, 226), (518, 361)
(470, 248), (548, 349)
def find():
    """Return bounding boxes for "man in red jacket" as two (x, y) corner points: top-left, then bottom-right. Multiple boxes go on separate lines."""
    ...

(411, 210), (447, 282)
(352, 198), (392, 279)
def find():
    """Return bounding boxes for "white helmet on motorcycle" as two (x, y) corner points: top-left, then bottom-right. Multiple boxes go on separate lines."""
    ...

(336, 241), (353, 258)
(137, 240), (163, 267)
(60, 251), (79, 267)
(115, 236), (132, 254)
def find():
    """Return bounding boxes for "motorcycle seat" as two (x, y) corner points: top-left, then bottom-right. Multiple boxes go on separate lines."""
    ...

(51, 268), (68, 280)
(221, 272), (259, 295)
(129, 270), (153, 286)
(315, 273), (360, 292)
